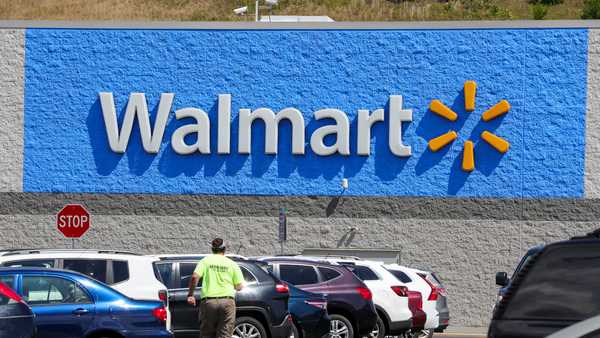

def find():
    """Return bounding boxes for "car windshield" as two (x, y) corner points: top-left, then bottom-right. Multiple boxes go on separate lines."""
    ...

(511, 248), (541, 278)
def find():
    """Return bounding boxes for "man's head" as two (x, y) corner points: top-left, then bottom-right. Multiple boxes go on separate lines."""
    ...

(211, 238), (226, 254)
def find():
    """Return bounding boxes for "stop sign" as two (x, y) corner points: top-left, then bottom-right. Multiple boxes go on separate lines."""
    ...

(57, 204), (90, 238)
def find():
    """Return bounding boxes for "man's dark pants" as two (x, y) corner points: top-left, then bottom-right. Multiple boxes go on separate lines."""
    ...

(200, 298), (236, 338)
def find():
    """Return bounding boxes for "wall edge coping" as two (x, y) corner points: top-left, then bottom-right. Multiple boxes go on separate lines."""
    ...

(2, 20), (600, 30)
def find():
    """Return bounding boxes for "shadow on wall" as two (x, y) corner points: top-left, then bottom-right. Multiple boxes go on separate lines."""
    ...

(87, 92), (505, 194)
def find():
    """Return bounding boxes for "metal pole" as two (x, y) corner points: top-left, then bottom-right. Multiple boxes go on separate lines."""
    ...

(71, 238), (75, 249)
(255, 0), (259, 22)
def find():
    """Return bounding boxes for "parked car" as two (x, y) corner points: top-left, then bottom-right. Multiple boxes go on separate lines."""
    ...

(0, 249), (168, 300)
(318, 258), (413, 338)
(287, 283), (330, 338)
(151, 255), (292, 338)
(489, 231), (600, 338)
(494, 244), (544, 306)
(0, 280), (36, 338)
(0, 267), (171, 338)
(259, 257), (378, 338)
(384, 264), (442, 338)
(412, 269), (449, 333)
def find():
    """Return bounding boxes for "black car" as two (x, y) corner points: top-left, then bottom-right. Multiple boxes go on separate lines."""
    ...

(489, 231), (600, 338)
(153, 256), (292, 338)
(0, 280), (36, 338)
(260, 257), (378, 338)
(287, 283), (330, 338)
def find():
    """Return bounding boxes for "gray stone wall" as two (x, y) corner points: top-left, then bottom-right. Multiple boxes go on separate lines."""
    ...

(0, 29), (24, 192)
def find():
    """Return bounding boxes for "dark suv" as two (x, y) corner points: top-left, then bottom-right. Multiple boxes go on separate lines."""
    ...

(153, 256), (292, 338)
(260, 257), (378, 338)
(489, 232), (600, 338)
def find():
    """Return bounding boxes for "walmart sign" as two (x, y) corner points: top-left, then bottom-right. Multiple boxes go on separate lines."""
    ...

(23, 28), (588, 197)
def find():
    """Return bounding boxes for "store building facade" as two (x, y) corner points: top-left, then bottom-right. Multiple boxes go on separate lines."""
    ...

(1, 21), (600, 326)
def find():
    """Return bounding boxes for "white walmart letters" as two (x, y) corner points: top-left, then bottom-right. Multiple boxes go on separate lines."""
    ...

(99, 93), (412, 157)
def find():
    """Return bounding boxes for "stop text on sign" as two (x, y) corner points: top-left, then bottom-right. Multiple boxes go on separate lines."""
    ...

(99, 93), (413, 157)
(56, 204), (90, 238)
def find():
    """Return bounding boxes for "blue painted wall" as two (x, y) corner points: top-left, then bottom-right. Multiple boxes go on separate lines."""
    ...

(23, 28), (588, 197)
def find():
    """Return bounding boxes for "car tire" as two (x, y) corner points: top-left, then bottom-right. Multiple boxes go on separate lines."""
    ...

(367, 316), (385, 338)
(290, 322), (301, 338)
(412, 329), (433, 338)
(233, 316), (268, 338)
(329, 314), (354, 338)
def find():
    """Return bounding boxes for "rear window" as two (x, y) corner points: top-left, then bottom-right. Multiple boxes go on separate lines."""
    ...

(63, 259), (108, 283)
(241, 267), (258, 285)
(502, 243), (600, 321)
(387, 269), (412, 283)
(3, 259), (54, 268)
(350, 266), (379, 281)
(318, 267), (341, 281)
(0, 276), (14, 289)
(279, 264), (319, 285)
(179, 263), (197, 289)
(155, 263), (174, 288)
(112, 260), (129, 284)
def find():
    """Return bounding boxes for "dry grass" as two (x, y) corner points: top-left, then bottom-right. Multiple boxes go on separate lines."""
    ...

(0, 0), (588, 21)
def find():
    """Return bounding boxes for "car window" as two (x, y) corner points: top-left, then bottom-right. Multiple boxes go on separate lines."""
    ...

(112, 260), (129, 284)
(3, 259), (55, 268)
(155, 263), (174, 289)
(318, 267), (341, 281)
(279, 264), (319, 285)
(345, 265), (378, 281)
(63, 259), (107, 283)
(22, 276), (91, 305)
(241, 267), (257, 285)
(0, 276), (14, 289)
(0, 282), (18, 305)
(502, 244), (600, 321)
(386, 269), (412, 283)
(179, 263), (197, 289)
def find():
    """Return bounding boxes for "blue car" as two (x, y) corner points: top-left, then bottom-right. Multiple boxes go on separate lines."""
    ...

(0, 280), (36, 338)
(0, 267), (172, 338)
(287, 284), (330, 338)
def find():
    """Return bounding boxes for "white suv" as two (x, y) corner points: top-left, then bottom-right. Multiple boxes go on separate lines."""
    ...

(317, 257), (413, 338)
(0, 249), (170, 327)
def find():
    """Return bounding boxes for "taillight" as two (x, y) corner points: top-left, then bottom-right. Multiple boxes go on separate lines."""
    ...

(407, 290), (423, 310)
(305, 300), (327, 310)
(0, 282), (23, 304)
(158, 290), (168, 305)
(356, 287), (372, 301)
(391, 285), (409, 297)
(276, 283), (289, 294)
(152, 305), (168, 322)
(418, 275), (438, 301)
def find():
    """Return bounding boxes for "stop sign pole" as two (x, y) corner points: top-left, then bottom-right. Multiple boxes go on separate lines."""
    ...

(57, 204), (91, 248)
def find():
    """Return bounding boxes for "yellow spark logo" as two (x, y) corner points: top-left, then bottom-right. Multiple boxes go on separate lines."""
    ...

(427, 81), (510, 172)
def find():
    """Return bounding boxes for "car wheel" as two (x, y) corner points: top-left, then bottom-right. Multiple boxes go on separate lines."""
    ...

(329, 314), (354, 338)
(290, 322), (301, 338)
(411, 329), (433, 338)
(233, 316), (268, 338)
(367, 316), (385, 338)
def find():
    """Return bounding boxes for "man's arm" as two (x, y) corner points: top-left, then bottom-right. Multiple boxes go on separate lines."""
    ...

(187, 272), (201, 306)
(232, 264), (245, 292)
(187, 261), (204, 306)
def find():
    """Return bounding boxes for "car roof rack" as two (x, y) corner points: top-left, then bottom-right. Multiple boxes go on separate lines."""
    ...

(0, 248), (141, 257)
(570, 229), (600, 240)
(307, 255), (362, 261)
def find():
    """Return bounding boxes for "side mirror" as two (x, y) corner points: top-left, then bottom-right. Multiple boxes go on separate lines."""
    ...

(496, 272), (509, 287)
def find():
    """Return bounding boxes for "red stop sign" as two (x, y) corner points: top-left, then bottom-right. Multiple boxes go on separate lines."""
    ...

(57, 204), (90, 238)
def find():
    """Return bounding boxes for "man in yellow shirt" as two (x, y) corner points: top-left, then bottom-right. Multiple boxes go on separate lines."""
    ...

(187, 238), (245, 338)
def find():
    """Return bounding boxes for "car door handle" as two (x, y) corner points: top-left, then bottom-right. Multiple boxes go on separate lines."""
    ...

(72, 308), (90, 315)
